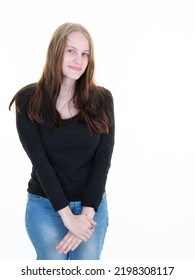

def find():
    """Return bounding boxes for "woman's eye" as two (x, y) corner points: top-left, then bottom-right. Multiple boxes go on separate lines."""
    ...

(82, 53), (89, 57)
(67, 49), (74, 54)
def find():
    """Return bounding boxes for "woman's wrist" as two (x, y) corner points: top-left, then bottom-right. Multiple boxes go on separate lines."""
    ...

(58, 206), (74, 225)
(82, 206), (95, 218)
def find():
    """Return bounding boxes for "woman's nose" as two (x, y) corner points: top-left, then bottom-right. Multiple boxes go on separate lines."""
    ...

(74, 54), (82, 64)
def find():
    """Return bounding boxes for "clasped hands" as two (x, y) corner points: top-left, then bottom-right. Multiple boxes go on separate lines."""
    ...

(57, 206), (96, 254)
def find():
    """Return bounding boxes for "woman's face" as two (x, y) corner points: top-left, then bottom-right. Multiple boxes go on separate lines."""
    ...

(62, 31), (90, 83)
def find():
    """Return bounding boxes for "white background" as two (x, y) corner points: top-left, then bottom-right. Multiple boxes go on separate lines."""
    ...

(0, 0), (195, 260)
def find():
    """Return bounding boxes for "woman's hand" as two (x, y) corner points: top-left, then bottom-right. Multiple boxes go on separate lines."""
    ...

(56, 231), (82, 254)
(56, 208), (96, 254)
(58, 206), (96, 241)
(56, 207), (97, 254)
(66, 214), (96, 241)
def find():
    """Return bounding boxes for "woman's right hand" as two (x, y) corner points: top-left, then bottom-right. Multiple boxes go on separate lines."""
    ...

(58, 206), (96, 241)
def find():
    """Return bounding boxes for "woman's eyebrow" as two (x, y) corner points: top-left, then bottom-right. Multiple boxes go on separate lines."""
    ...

(66, 45), (90, 52)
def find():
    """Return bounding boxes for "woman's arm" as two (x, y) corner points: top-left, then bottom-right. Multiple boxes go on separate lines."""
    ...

(16, 91), (69, 211)
(82, 91), (115, 212)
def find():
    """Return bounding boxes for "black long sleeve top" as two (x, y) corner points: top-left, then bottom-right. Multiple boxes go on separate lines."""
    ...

(15, 84), (114, 212)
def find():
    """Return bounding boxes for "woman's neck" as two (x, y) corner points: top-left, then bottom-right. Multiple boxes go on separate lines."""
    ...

(56, 79), (78, 119)
(60, 78), (75, 99)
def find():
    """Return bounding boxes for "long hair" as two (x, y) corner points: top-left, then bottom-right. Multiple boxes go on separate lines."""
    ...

(9, 23), (113, 133)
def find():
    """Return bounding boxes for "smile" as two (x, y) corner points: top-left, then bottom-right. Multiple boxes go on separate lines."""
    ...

(69, 66), (82, 71)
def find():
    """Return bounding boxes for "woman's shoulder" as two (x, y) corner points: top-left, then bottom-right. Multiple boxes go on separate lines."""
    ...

(15, 83), (36, 108)
(98, 86), (114, 108)
(97, 86), (113, 101)
(17, 83), (36, 97)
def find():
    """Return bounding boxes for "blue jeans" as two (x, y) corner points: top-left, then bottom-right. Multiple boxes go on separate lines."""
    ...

(25, 193), (108, 260)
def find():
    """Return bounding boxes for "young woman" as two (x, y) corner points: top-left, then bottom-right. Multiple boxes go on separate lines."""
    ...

(9, 22), (115, 260)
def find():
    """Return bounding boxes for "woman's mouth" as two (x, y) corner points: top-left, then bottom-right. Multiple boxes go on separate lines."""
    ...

(69, 66), (82, 71)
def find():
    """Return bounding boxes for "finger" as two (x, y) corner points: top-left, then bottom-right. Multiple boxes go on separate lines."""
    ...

(85, 230), (92, 238)
(80, 226), (95, 241)
(89, 226), (95, 232)
(58, 235), (75, 254)
(56, 232), (71, 249)
(70, 239), (82, 251)
(63, 238), (81, 254)
(86, 226), (95, 236)
(79, 230), (92, 241)
(91, 220), (97, 226)
(57, 234), (74, 253)
(83, 215), (97, 226)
